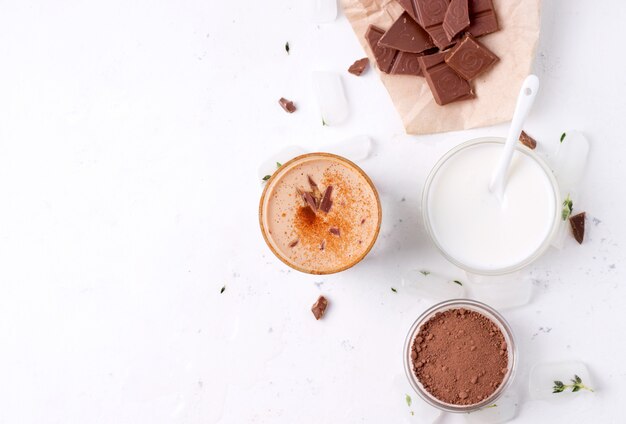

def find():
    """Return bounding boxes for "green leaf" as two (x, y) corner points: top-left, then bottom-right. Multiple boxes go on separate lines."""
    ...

(276, 162), (282, 168)
(419, 270), (430, 276)
(220, 286), (226, 294)
(574, 374), (582, 384)
(391, 287), (398, 293)
(572, 386), (580, 392)
(561, 195), (573, 221)
(322, 117), (327, 126)
(405, 394), (412, 407)
(485, 404), (497, 409)
(453, 280), (463, 286)
(262, 175), (271, 181)
(285, 41), (290, 55)
(560, 132), (566, 143)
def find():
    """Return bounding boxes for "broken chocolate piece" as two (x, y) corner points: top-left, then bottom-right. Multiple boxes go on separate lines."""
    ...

(399, 0), (453, 49)
(443, 0), (470, 41)
(289, 239), (299, 248)
(391, 51), (424, 76)
(278, 97), (296, 113)
(467, 0), (498, 37)
(378, 12), (435, 54)
(319, 185), (334, 213)
(365, 25), (398, 73)
(329, 227), (340, 236)
(302, 191), (318, 212)
(419, 52), (475, 105)
(519, 131), (537, 149)
(569, 212), (586, 244)
(348, 57), (370, 76)
(311, 295), (329, 320)
(308, 175), (322, 203)
(444, 34), (498, 80)
(320, 239), (326, 250)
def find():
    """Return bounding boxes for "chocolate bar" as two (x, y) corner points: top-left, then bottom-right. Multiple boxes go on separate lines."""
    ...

(391, 51), (424, 76)
(378, 12), (434, 54)
(397, 0), (453, 50)
(419, 52), (474, 105)
(365, 25), (398, 73)
(468, 0), (498, 37)
(443, 0), (470, 41)
(445, 34), (498, 80)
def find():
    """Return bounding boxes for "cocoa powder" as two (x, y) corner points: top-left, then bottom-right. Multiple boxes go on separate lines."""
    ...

(411, 308), (509, 406)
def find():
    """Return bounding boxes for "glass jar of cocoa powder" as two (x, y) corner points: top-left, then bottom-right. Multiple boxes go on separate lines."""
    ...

(403, 299), (517, 413)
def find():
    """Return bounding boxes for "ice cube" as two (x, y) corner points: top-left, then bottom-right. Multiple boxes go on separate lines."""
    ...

(309, 0), (337, 23)
(326, 135), (374, 162)
(465, 390), (519, 424)
(312, 71), (349, 126)
(392, 375), (442, 423)
(401, 269), (465, 301)
(257, 146), (307, 183)
(465, 273), (532, 310)
(529, 361), (595, 401)
(553, 131), (590, 193)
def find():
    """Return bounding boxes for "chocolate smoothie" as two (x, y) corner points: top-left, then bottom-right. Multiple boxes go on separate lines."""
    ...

(259, 153), (381, 274)
(410, 308), (509, 406)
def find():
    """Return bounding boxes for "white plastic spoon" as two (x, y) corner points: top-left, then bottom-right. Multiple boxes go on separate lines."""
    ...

(489, 75), (540, 199)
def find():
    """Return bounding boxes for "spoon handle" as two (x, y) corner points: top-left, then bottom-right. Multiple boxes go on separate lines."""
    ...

(489, 75), (540, 198)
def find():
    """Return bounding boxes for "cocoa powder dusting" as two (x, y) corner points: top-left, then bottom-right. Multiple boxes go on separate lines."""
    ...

(411, 309), (508, 406)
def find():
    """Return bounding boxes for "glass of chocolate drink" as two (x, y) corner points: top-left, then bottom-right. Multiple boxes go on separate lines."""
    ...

(403, 299), (517, 413)
(259, 153), (381, 274)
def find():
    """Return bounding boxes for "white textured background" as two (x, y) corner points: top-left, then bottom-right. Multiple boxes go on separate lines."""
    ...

(0, 1), (623, 423)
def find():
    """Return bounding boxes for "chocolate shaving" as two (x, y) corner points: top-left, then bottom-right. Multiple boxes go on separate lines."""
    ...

(278, 97), (296, 113)
(569, 212), (586, 244)
(311, 295), (328, 320)
(308, 175), (322, 204)
(360, 218), (366, 225)
(329, 227), (340, 236)
(320, 239), (326, 250)
(289, 239), (299, 248)
(519, 130), (537, 149)
(302, 191), (318, 212)
(319, 185), (334, 213)
(348, 57), (369, 76)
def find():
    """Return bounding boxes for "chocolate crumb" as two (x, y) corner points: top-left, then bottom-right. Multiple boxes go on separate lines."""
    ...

(319, 186), (334, 213)
(459, 391), (468, 399)
(289, 239), (299, 248)
(519, 130), (537, 149)
(329, 227), (340, 236)
(348, 57), (370, 76)
(278, 97), (296, 113)
(360, 218), (366, 225)
(320, 240), (326, 250)
(569, 212), (586, 244)
(311, 295), (328, 320)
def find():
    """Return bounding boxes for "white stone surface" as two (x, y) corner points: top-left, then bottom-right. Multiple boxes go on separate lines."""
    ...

(0, 0), (624, 423)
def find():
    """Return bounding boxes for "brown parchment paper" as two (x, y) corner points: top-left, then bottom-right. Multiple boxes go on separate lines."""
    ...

(341, 0), (541, 134)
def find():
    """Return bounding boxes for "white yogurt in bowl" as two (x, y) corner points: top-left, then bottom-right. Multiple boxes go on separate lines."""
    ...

(422, 137), (560, 275)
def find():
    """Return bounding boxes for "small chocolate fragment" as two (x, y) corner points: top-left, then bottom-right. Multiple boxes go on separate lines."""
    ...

(289, 239), (299, 248)
(308, 175), (322, 203)
(467, 0), (498, 38)
(402, 0), (454, 50)
(569, 212), (586, 244)
(319, 185), (334, 213)
(378, 12), (435, 54)
(302, 191), (318, 212)
(365, 25), (398, 73)
(444, 34), (498, 80)
(329, 227), (340, 236)
(519, 131), (537, 149)
(443, 0), (470, 41)
(278, 97), (296, 113)
(419, 52), (475, 105)
(320, 239), (326, 250)
(390, 51), (424, 76)
(311, 295), (329, 320)
(348, 57), (370, 76)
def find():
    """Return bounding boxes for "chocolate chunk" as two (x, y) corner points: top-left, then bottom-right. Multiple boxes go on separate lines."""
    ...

(396, 0), (419, 22)
(419, 52), (475, 105)
(302, 191), (318, 212)
(329, 227), (340, 236)
(519, 130), (537, 149)
(348, 57), (370, 76)
(289, 239), (299, 248)
(444, 34), (498, 80)
(311, 295), (328, 320)
(467, 0), (498, 37)
(319, 185), (334, 213)
(569, 212), (586, 244)
(402, 0), (454, 49)
(378, 12), (435, 54)
(320, 239), (326, 250)
(390, 51), (424, 76)
(308, 175), (322, 203)
(443, 0), (470, 41)
(278, 97), (296, 113)
(365, 25), (398, 73)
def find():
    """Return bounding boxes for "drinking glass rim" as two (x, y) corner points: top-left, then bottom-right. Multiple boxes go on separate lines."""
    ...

(402, 299), (518, 413)
(421, 137), (561, 276)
